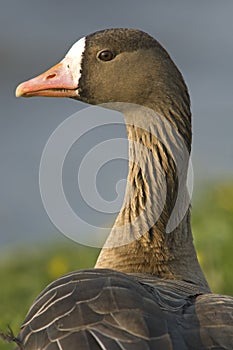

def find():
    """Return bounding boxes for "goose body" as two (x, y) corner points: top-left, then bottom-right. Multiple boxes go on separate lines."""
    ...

(7, 28), (233, 349)
(14, 269), (232, 350)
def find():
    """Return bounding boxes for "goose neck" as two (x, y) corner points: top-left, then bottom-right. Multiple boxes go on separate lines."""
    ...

(95, 105), (209, 290)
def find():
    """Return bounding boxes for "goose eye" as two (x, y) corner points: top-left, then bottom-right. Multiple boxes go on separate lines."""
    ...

(98, 50), (115, 61)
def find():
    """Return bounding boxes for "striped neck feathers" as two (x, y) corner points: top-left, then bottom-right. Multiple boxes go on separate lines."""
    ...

(95, 103), (209, 289)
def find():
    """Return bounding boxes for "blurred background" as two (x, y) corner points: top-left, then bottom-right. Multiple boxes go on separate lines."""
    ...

(0, 1), (233, 347)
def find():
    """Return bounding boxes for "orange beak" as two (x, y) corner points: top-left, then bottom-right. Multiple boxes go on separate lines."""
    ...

(15, 58), (79, 98)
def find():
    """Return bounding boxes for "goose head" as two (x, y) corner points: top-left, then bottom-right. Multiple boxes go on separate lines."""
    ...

(16, 29), (190, 128)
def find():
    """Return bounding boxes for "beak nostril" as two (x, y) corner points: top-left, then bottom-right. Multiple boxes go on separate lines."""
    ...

(46, 73), (56, 80)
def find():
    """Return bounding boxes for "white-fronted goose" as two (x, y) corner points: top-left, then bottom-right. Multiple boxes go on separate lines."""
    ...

(4, 28), (233, 349)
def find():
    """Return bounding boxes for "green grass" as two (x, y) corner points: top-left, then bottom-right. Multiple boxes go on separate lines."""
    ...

(192, 181), (233, 294)
(0, 181), (233, 349)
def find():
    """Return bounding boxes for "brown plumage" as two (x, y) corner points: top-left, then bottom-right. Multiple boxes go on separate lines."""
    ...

(3, 28), (232, 349)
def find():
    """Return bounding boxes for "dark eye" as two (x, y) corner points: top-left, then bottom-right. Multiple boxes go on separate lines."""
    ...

(98, 50), (115, 61)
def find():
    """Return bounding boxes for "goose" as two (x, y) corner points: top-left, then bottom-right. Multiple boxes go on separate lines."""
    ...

(3, 28), (233, 349)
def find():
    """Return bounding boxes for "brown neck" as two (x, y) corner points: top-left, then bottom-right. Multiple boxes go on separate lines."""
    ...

(95, 104), (209, 290)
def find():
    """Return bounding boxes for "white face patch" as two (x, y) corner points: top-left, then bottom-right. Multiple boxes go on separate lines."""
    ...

(63, 36), (86, 87)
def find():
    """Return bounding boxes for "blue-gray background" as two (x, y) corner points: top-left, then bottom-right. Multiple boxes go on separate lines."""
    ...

(1, 1), (233, 248)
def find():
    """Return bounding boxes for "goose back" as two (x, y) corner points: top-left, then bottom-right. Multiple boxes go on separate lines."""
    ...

(14, 269), (233, 349)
